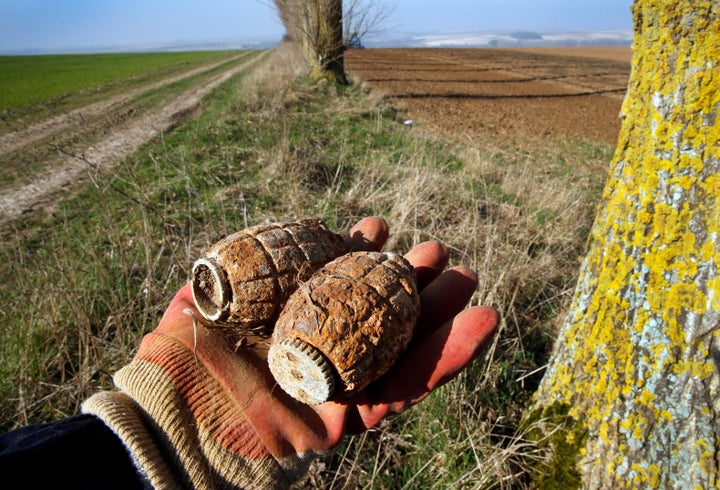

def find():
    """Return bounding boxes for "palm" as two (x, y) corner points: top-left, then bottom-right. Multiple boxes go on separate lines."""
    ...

(154, 217), (497, 454)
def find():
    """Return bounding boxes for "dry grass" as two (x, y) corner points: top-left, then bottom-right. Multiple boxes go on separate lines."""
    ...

(295, 135), (607, 487)
(0, 45), (613, 487)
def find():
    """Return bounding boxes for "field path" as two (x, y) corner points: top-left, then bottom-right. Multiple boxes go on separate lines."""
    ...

(0, 51), (268, 226)
(0, 52), (249, 156)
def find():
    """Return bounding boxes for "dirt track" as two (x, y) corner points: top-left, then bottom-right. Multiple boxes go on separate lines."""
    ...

(1, 48), (629, 227)
(0, 53), (250, 156)
(346, 47), (631, 146)
(0, 52), (267, 227)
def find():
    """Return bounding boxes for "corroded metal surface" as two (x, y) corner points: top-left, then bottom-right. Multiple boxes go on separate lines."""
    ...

(191, 219), (347, 336)
(270, 251), (421, 403)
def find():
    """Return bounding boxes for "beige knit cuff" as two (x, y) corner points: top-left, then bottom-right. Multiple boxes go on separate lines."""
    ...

(84, 355), (297, 489)
(83, 391), (184, 489)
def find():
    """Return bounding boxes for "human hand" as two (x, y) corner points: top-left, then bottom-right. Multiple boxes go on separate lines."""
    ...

(88, 217), (498, 488)
(318, 217), (499, 434)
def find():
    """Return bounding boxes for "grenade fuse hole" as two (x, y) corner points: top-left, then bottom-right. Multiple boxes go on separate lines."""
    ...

(191, 258), (230, 322)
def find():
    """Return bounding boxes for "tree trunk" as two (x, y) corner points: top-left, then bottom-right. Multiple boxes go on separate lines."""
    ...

(275, 0), (347, 83)
(305, 0), (346, 83)
(527, 1), (720, 488)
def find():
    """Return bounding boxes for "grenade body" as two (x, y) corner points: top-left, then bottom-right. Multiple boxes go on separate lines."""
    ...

(268, 251), (421, 404)
(191, 219), (347, 336)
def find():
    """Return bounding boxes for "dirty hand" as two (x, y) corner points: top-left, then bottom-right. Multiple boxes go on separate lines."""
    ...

(84, 217), (498, 489)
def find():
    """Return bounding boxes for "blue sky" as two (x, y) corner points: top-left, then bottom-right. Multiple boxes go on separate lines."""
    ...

(0, 0), (633, 54)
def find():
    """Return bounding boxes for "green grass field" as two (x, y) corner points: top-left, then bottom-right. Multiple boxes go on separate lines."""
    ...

(0, 45), (613, 488)
(0, 50), (240, 112)
(0, 50), (260, 192)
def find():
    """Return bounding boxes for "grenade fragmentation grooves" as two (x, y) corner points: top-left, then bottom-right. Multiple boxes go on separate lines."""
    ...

(191, 219), (347, 337)
(269, 251), (421, 404)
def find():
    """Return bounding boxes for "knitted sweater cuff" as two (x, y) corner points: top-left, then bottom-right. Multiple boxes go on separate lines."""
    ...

(83, 391), (183, 490)
(83, 358), (292, 490)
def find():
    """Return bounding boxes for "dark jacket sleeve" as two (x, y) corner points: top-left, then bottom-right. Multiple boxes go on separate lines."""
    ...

(0, 414), (146, 489)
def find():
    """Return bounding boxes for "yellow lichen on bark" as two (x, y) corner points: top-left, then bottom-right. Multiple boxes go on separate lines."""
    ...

(528, 1), (720, 487)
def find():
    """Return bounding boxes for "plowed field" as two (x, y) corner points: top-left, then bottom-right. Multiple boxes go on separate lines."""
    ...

(346, 47), (632, 146)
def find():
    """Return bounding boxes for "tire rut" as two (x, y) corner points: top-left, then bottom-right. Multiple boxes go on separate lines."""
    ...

(0, 52), (252, 156)
(0, 51), (268, 228)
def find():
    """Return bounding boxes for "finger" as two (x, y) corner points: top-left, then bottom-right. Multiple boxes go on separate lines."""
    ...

(404, 241), (449, 290)
(154, 283), (196, 335)
(345, 216), (389, 252)
(313, 401), (351, 448)
(346, 306), (498, 432)
(168, 282), (195, 313)
(415, 266), (478, 338)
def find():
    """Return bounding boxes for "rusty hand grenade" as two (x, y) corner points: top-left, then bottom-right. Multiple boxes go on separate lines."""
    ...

(191, 219), (347, 337)
(268, 251), (421, 404)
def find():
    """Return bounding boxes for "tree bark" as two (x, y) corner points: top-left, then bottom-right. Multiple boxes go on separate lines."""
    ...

(274, 0), (347, 83)
(304, 0), (346, 83)
(527, 1), (720, 488)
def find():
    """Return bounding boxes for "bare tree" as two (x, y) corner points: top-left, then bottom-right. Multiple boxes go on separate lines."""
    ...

(267, 0), (394, 82)
(271, 0), (345, 82)
(343, 0), (396, 46)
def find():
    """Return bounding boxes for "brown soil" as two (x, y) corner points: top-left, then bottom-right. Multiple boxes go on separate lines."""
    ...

(0, 52), (268, 227)
(511, 46), (633, 63)
(345, 47), (631, 147)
